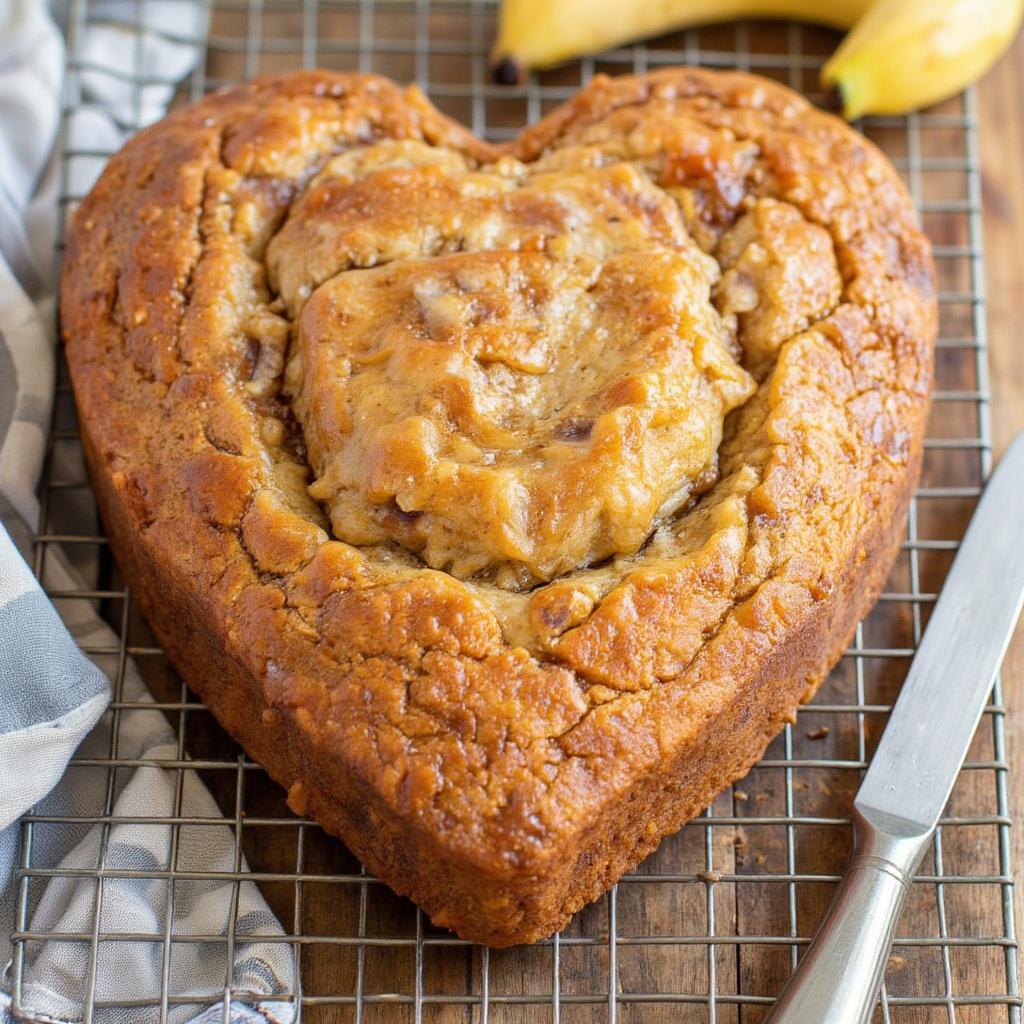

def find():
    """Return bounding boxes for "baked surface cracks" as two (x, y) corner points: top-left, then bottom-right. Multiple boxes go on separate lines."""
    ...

(62, 68), (936, 945)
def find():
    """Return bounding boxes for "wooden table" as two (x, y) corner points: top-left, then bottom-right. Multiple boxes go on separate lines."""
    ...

(979, 30), (1024, 960)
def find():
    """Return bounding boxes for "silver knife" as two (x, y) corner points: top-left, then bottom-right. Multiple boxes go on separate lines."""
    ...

(765, 430), (1024, 1024)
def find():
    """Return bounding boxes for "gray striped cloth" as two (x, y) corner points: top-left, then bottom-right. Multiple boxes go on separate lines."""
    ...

(0, 3), (295, 1021)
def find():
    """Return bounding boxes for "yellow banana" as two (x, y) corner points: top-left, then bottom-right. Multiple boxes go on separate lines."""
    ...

(822, 0), (1024, 118)
(491, 0), (871, 81)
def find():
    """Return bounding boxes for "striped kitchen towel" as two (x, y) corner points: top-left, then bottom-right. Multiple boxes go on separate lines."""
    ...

(0, 2), (296, 1021)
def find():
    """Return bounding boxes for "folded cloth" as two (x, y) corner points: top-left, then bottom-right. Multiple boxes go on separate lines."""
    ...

(0, 524), (109, 842)
(0, 0), (59, 538)
(0, 2), (297, 1020)
(0, 530), (295, 1024)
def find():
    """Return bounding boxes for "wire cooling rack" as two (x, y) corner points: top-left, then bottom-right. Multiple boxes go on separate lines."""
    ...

(12, 0), (1019, 1021)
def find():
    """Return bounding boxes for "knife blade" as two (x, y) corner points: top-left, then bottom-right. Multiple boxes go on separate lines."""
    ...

(857, 430), (1024, 835)
(766, 429), (1024, 1024)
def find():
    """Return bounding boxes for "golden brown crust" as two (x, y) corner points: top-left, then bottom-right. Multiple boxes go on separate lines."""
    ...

(62, 68), (935, 946)
(285, 152), (756, 584)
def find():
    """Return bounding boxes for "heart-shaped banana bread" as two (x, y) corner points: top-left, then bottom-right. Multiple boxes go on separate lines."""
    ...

(62, 68), (935, 946)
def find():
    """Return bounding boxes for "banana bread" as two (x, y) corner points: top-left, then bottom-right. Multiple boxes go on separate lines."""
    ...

(61, 68), (936, 946)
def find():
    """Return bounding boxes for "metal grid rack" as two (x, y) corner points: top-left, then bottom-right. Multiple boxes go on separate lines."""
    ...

(10, 0), (1019, 1020)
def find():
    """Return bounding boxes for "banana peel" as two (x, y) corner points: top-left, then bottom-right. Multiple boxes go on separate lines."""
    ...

(492, 0), (870, 82)
(491, 0), (1024, 119)
(823, 0), (1024, 118)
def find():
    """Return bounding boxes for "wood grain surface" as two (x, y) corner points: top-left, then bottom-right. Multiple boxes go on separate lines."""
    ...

(978, 28), (1024, 973)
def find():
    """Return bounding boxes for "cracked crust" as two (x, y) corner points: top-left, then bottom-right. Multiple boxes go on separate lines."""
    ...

(277, 142), (757, 585)
(62, 68), (935, 946)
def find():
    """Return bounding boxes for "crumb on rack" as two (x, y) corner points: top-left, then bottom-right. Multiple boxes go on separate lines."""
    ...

(732, 830), (748, 865)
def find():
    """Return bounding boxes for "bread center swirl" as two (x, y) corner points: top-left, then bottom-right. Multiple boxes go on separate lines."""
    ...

(269, 140), (755, 587)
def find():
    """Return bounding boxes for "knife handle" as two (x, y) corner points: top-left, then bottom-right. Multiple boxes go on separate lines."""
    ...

(764, 810), (932, 1024)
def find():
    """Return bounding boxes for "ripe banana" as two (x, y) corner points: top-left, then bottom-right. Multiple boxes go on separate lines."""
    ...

(491, 0), (1023, 120)
(491, 0), (871, 82)
(822, 0), (1024, 118)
